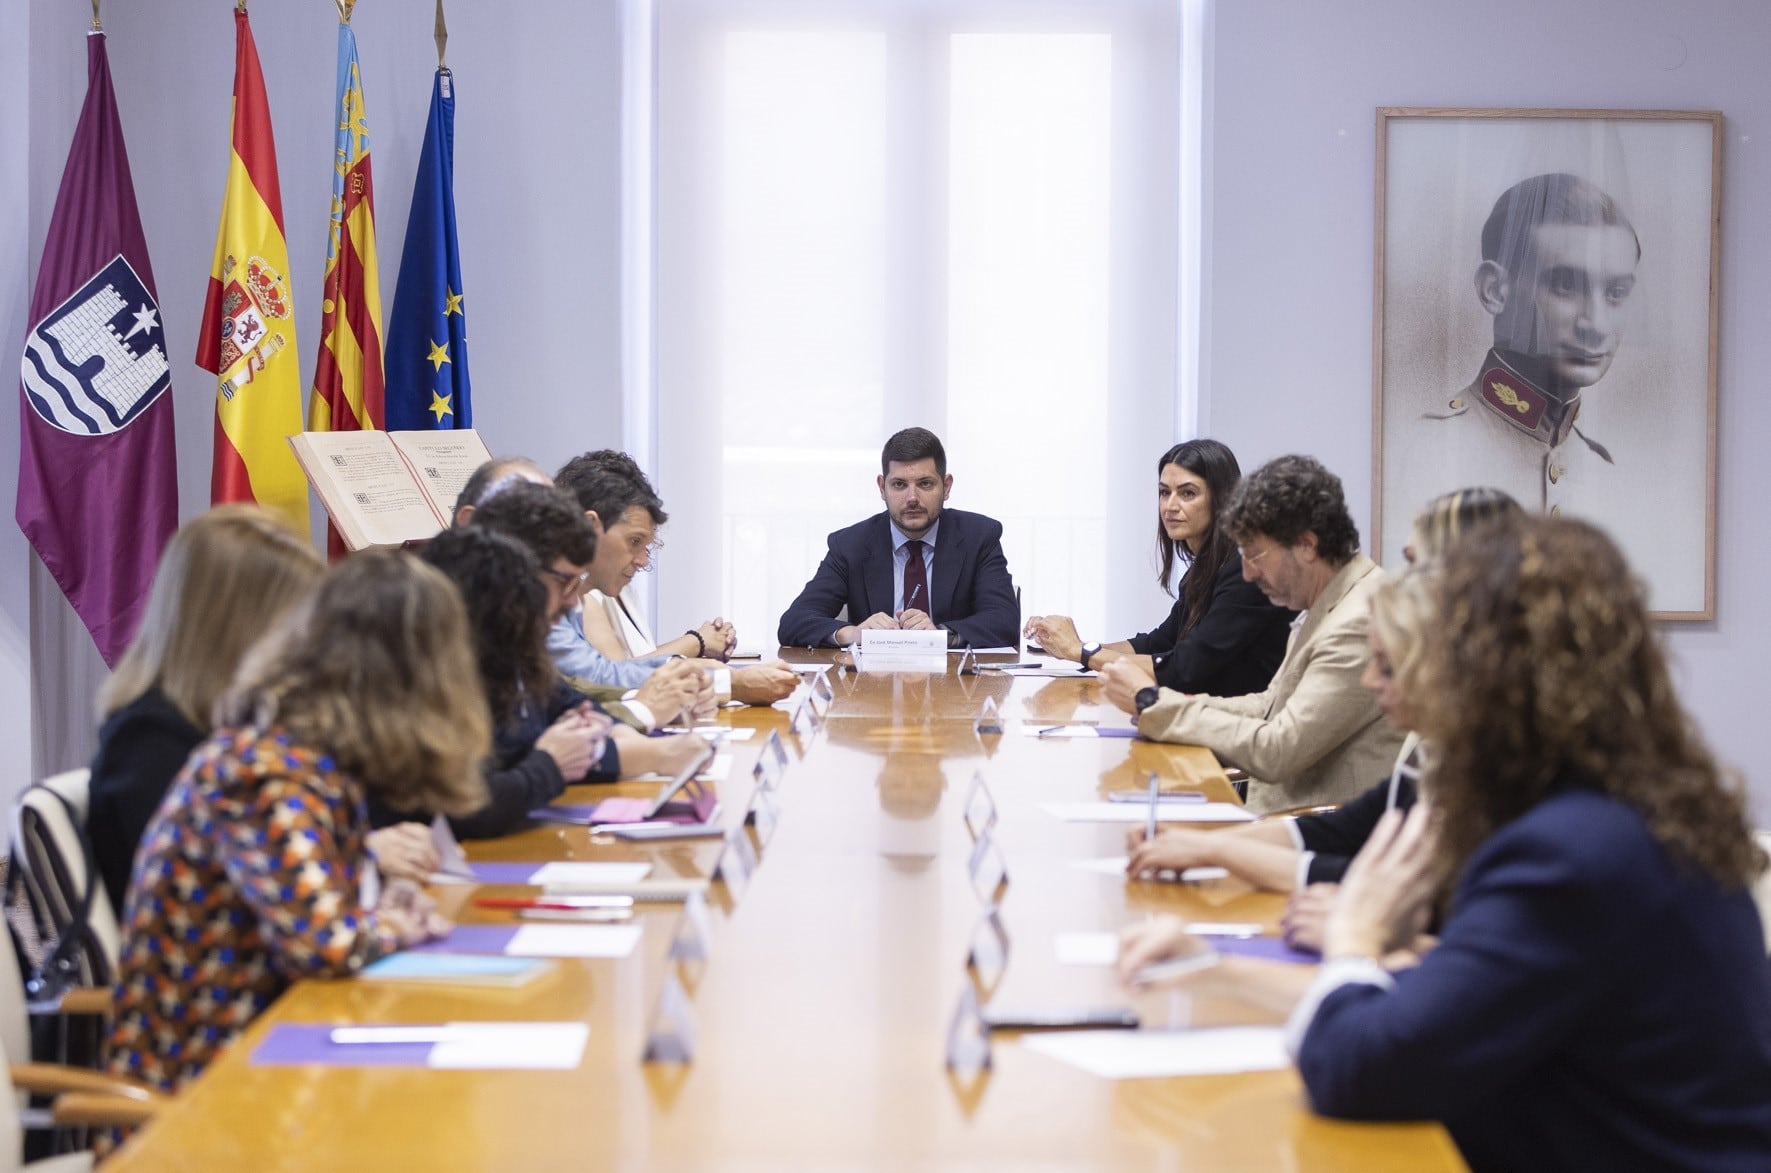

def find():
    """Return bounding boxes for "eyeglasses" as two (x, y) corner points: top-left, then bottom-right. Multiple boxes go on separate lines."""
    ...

(541, 566), (592, 592)
(1238, 543), (1282, 569)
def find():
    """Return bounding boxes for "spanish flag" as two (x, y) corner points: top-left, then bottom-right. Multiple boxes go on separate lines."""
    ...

(195, 7), (308, 536)
(309, 19), (383, 439)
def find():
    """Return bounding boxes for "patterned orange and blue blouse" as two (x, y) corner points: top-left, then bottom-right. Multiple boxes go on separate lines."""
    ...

(104, 725), (401, 1093)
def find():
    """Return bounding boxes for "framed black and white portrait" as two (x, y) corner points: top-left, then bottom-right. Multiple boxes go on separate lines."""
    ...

(1372, 108), (1720, 618)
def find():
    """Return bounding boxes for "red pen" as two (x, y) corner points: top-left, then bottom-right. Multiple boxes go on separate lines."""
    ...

(474, 895), (634, 911)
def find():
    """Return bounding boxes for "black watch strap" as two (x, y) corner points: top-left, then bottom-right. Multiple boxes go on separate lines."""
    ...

(1133, 685), (1161, 717)
(1080, 642), (1102, 669)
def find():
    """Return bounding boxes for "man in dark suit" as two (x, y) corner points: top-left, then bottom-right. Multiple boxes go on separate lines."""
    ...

(777, 428), (1019, 649)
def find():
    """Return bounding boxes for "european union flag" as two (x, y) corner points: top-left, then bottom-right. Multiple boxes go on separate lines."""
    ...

(385, 68), (470, 430)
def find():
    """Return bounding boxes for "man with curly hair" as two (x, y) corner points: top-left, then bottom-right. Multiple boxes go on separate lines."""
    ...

(1102, 455), (1404, 813)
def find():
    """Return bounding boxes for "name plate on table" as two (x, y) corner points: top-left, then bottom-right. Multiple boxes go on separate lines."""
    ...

(860, 628), (948, 653)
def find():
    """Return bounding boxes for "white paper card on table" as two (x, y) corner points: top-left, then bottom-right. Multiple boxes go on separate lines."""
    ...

(691, 726), (756, 742)
(643, 971), (699, 1063)
(747, 785), (780, 847)
(426, 814), (474, 883)
(968, 830), (1009, 901)
(973, 696), (1004, 736)
(997, 662), (1097, 678)
(963, 770), (998, 840)
(670, 891), (714, 963)
(1070, 857), (1230, 882)
(944, 982), (991, 1073)
(1041, 802), (1255, 825)
(504, 923), (643, 959)
(860, 628), (947, 653)
(968, 906), (1011, 987)
(1054, 932), (1120, 967)
(1019, 1026), (1289, 1080)
(530, 861), (652, 886)
(428, 1023), (590, 1071)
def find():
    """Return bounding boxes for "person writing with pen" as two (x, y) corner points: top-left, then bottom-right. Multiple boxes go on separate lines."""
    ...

(1117, 516), (1771, 1172)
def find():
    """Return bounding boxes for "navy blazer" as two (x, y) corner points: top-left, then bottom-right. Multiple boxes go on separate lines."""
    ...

(777, 508), (1019, 649)
(1296, 788), (1771, 1172)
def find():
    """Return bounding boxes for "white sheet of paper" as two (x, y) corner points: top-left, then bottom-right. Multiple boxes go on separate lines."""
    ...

(954, 646), (1018, 655)
(860, 628), (947, 653)
(1068, 857), (1231, 883)
(1042, 802), (1255, 825)
(998, 665), (1098, 678)
(1054, 931), (1119, 966)
(527, 862), (652, 886)
(504, 923), (643, 959)
(426, 1022), (590, 1070)
(1020, 1027), (1290, 1080)
(694, 726), (757, 741)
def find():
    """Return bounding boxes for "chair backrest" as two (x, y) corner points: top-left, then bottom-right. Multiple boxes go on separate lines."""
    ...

(8, 772), (119, 991)
(1753, 830), (1771, 954)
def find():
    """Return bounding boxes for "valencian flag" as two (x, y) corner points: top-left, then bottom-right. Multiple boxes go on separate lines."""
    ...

(16, 29), (178, 666)
(386, 67), (471, 430)
(196, 7), (308, 535)
(309, 18), (385, 439)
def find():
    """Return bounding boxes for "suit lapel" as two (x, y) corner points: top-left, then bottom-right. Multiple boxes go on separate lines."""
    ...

(930, 515), (961, 624)
(864, 515), (895, 618)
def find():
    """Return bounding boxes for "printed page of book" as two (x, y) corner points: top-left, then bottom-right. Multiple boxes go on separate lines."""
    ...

(387, 429), (494, 525)
(288, 431), (444, 550)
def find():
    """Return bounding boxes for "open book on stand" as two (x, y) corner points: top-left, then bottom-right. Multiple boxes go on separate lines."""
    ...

(288, 429), (493, 550)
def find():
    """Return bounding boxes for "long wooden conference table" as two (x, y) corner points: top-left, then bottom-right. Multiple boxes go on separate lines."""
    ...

(108, 650), (1464, 1171)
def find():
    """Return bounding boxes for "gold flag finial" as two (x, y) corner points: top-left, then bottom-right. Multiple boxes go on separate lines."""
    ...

(90, 0), (101, 31)
(337, 0), (357, 24)
(435, 0), (448, 69)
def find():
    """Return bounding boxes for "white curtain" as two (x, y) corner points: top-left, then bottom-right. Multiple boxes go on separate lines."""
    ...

(652, 0), (1184, 651)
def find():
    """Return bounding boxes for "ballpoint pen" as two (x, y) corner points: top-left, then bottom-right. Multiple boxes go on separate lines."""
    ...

(1146, 771), (1160, 841)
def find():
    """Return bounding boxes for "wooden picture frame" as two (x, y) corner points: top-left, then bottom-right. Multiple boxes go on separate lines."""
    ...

(1372, 108), (1721, 619)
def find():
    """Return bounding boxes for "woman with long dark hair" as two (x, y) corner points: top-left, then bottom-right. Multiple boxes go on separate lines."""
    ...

(1024, 438), (1292, 696)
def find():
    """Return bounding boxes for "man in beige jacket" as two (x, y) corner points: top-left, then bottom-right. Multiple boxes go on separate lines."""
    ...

(1101, 455), (1403, 815)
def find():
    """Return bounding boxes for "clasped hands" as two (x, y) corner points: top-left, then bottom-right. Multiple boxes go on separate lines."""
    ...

(834, 609), (937, 646)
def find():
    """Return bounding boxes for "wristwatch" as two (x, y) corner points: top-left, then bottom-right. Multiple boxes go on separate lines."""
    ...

(1079, 641), (1102, 669)
(1133, 685), (1161, 717)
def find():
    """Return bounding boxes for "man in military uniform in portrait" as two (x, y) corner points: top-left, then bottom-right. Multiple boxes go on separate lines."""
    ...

(1414, 171), (1640, 516)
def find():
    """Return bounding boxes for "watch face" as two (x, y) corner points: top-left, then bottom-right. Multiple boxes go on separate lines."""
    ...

(1134, 686), (1160, 714)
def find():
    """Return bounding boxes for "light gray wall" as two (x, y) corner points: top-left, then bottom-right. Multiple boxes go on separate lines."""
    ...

(1204, 0), (1771, 818)
(0, 2), (37, 804)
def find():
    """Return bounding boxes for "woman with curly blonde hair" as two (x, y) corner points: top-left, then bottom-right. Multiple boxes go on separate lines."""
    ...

(1122, 516), (1771, 1171)
(105, 551), (490, 1094)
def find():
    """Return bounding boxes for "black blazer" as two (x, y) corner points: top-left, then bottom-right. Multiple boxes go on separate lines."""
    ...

(88, 688), (205, 914)
(777, 508), (1019, 649)
(1126, 552), (1294, 697)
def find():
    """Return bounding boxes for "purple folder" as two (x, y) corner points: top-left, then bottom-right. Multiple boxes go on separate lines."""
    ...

(467, 862), (549, 884)
(254, 1024), (436, 1068)
(1214, 935), (1320, 966)
(410, 926), (519, 955)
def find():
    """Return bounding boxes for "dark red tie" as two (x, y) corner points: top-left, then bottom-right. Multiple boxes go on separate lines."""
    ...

(902, 540), (929, 615)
